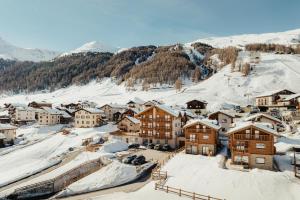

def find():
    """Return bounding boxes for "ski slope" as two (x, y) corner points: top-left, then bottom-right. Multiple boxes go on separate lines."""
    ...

(0, 53), (299, 111)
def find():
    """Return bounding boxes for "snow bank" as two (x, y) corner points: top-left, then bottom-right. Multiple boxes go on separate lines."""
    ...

(57, 160), (137, 197)
(100, 139), (128, 154)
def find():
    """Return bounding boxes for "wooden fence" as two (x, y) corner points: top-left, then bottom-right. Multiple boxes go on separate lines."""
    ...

(151, 147), (225, 200)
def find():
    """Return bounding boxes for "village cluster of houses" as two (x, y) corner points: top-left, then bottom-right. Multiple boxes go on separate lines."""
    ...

(0, 89), (299, 171)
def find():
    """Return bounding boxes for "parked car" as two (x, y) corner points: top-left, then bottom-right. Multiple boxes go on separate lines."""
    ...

(154, 144), (162, 151)
(132, 155), (146, 165)
(147, 143), (155, 149)
(250, 107), (260, 114)
(162, 144), (171, 151)
(122, 155), (137, 164)
(128, 143), (140, 149)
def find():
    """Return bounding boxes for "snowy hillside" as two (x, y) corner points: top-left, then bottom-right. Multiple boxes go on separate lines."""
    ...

(0, 53), (299, 110)
(0, 37), (60, 62)
(192, 29), (300, 48)
(61, 41), (118, 56)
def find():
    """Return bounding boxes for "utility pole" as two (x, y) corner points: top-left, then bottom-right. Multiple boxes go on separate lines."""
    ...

(224, 74), (231, 86)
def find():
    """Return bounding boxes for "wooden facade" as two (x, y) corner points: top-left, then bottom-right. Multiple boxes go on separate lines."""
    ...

(208, 111), (235, 132)
(186, 100), (207, 115)
(135, 105), (182, 148)
(184, 120), (220, 156)
(228, 123), (277, 170)
(255, 89), (295, 111)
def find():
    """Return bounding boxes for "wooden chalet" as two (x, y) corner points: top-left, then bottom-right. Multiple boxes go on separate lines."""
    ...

(186, 100), (208, 115)
(227, 122), (278, 170)
(184, 119), (221, 156)
(28, 101), (52, 109)
(135, 104), (183, 149)
(255, 89), (295, 111)
(244, 113), (282, 131)
(208, 110), (237, 132)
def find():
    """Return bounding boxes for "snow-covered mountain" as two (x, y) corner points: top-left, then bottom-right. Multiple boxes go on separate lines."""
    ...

(192, 29), (300, 48)
(0, 37), (60, 62)
(62, 41), (118, 56)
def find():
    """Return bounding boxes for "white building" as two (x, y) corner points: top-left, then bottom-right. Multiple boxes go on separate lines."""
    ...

(0, 124), (17, 146)
(38, 107), (62, 125)
(74, 108), (104, 128)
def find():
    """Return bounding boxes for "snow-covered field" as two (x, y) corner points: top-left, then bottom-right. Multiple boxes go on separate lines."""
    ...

(0, 53), (300, 111)
(0, 124), (117, 187)
(86, 132), (300, 200)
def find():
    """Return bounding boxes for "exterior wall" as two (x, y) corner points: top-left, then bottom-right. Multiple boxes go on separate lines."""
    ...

(75, 110), (101, 128)
(112, 132), (142, 144)
(218, 113), (233, 131)
(228, 125), (275, 170)
(249, 154), (273, 170)
(38, 112), (60, 125)
(136, 106), (179, 148)
(256, 96), (273, 106)
(0, 129), (16, 141)
(117, 117), (140, 132)
(15, 109), (36, 121)
(101, 105), (113, 121)
(185, 122), (218, 156)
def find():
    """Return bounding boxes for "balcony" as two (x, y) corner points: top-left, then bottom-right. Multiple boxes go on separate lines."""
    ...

(233, 134), (270, 141)
(233, 146), (249, 153)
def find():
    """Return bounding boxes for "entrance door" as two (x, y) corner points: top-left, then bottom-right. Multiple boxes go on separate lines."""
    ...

(202, 146), (210, 155)
(191, 145), (198, 154)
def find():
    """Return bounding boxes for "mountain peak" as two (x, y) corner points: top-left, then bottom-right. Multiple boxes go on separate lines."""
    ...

(67, 41), (118, 55)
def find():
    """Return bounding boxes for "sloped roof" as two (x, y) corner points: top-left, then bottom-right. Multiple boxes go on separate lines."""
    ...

(127, 97), (145, 105)
(282, 93), (300, 101)
(186, 99), (208, 104)
(227, 121), (279, 136)
(135, 104), (180, 117)
(255, 89), (295, 98)
(183, 118), (221, 130)
(80, 108), (104, 114)
(41, 107), (62, 115)
(125, 116), (140, 124)
(0, 123), (17, 130)
(244, 113), (282, 123)
(208, 110), (236, 118)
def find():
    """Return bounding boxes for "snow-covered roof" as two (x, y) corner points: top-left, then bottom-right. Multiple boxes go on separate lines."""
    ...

(0, 133), (6, 139)
(183, 118), (221, 130)
(244, 113), (282, 123)
(156, 104), (180, 117)
(255, 89), (295, 98)
(16, 106), (38, 112)
(0, 110), (9, 116)
(125, 116), (140, 124)
(127, 97), (145, 105)
(227, 121), (279, 136)
(58, 110), (72, 118)
(208, 110), (236, 118)
(101, 103), (127, 109)
(41, 107), (62, 115)
(0, 123), (17, 130)
(186, 99), (208, 104)
(282, 93), (300, 101)
(81, 108), (104, 114)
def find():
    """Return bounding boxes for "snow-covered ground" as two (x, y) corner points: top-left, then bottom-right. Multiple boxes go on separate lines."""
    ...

(1, 53), (299, 111)
(0, 124), (117, 187)
(56, 160), (138, 197)
(88, 145), (300, 200)
(192, 28), (300, 48)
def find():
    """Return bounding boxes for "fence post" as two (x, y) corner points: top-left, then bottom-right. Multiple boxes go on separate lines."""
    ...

(193, 192), (195, 200)
(167, 185), (169, 193)
(179, 188), (181, 196)
(155, 183), (157, 190)
(208, 195), (210, 200)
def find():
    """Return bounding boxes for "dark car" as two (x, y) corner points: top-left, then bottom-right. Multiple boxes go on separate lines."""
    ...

(154, 144), (162, 151)
(122, 155), (137, 164)
(132, 155), (146, 165)
(147, 143), (155, 149)
(162, 144), (171, 151)
(128, 143), (140, 149)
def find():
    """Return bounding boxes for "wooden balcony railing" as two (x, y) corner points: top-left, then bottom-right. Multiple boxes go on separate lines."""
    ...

(233, 134), (270, 141)
(233, 146), (249, 153)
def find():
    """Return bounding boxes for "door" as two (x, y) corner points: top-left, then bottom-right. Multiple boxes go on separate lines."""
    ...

(202, 146), (210, 155)
(192, 145), (198, 154)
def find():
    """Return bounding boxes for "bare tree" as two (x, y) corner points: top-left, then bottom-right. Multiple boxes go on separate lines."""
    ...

(175, 78), (182, 92)
(242, 63), (251, 76)
(192, 67), (201, 82)
(142, 80), (150, 91)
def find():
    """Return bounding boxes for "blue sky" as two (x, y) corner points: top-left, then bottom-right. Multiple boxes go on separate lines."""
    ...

(0, 0), (300, 51)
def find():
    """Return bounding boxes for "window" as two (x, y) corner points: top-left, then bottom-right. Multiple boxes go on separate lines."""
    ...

(203, 135), (209, 140)
(234, 155), (241, 162)
(82, 121), (84, 124)
(255, 157), (265, 164)
(149, 115), (152, 119)
(255, 130), (260, 139)
(190, 134), (196, 142)
(165, 132), (171, 138)
(148, 130), (153, 136)
(256, 143), (265, 149)
(246, 129), (250, 139)
(196, 125), (200, 129)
